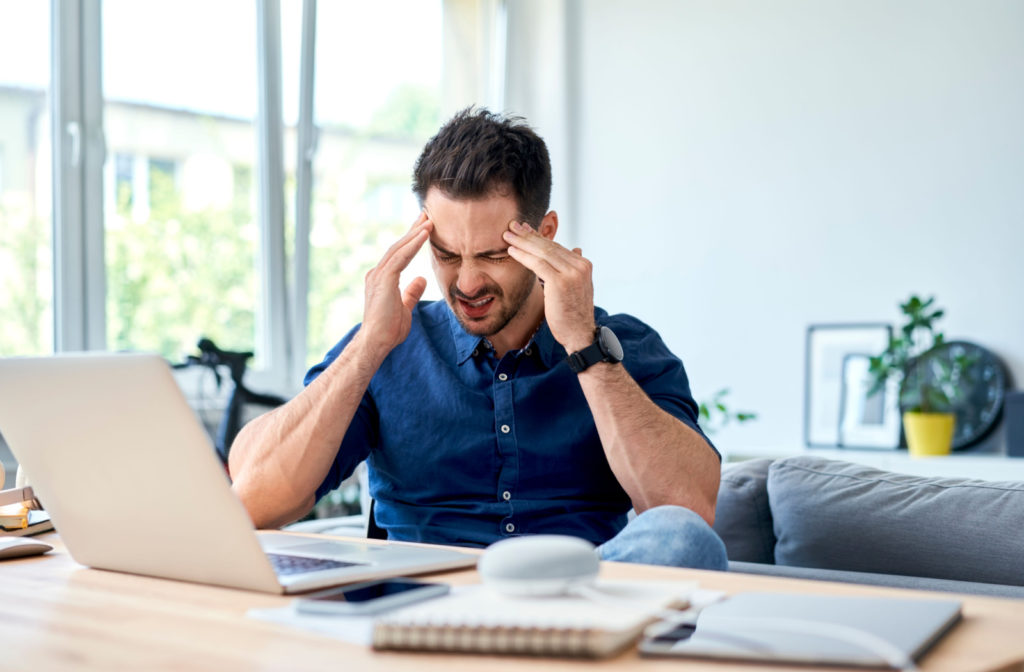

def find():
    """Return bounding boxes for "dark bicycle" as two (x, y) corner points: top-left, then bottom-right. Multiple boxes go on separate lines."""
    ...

(172, 337), (288, 465)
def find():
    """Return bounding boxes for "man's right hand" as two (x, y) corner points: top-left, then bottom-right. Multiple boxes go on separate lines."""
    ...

(358, 213), (433, 363)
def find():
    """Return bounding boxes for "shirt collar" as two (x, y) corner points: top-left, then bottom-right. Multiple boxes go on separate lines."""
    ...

(445, 305), (567, 367)
(447, 307), (489, 364)
(531, 319), (568, 369)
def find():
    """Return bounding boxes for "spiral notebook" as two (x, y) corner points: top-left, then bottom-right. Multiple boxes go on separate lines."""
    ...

(371, 581), (695, 658)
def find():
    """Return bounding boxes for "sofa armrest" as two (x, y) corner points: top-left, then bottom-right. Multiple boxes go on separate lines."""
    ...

(713, 458), (776, 563)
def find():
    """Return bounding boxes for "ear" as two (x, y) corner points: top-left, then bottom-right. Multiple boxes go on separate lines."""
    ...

(538, 210), (558, 241)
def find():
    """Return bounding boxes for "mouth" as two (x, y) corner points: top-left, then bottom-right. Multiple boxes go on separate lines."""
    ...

(457, 295), (495, 319)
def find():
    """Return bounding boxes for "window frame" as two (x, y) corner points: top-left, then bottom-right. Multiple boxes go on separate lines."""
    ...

(51, 0), (105, 352)
(47, 0), (505, 393)
(50, 0), (296, 389)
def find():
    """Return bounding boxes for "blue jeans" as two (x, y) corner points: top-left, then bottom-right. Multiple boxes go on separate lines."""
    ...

(596, 505), (728, 570)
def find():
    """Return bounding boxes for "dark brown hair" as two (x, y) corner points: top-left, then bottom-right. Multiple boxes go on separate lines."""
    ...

(412, 107), (551, 227)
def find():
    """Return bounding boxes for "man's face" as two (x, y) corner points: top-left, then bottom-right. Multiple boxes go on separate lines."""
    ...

(423, 187), (538, 339)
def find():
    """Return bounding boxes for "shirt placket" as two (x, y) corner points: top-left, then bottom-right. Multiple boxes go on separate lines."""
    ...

(493, 356), (519, 536)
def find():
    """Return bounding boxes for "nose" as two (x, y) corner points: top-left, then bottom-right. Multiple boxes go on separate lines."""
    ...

(456, 260), (489, 298)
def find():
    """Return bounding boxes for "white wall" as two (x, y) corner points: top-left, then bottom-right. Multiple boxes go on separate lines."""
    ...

(504, 0), (576, 242)
(507, 0), (1024, 452)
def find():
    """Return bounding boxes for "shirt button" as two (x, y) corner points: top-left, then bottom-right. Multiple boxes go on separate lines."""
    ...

(502, 491), (511, 501)
(505, 523), (515, 533)
(498, 373), (508, 381)
(500, 424), (510, 434)
(472, 349), (479, 357)
(524, 348), (532, 356)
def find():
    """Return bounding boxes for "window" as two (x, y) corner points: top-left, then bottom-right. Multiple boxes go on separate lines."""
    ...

(0, 2), (53, 356)
(112, 153), (134, 216)
(301, 0), (445, 367)
(0, 0), (500, 384)
(102, 0), (260, 361)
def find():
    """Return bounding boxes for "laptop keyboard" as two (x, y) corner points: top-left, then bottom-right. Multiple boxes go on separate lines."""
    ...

(266, 552), (365, 576)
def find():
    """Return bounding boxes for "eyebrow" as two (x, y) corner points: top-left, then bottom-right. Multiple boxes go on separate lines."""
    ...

(429, 238), (510, 258)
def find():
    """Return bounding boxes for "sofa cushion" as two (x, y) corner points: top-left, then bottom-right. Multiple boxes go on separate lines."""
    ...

(713, 458), (775, 563)
(768, 455), (1024, 586)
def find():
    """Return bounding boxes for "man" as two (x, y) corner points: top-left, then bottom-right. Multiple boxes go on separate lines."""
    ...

(230, 108), (726, 569)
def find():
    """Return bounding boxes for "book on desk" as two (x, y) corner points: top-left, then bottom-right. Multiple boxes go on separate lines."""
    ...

(0, 485), (53, 537)
(0, 509), (53, 537)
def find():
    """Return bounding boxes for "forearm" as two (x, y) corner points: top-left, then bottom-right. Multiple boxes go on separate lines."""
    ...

(229, 332), (385, 529)
(577, 362), (720, 525)
(229, 216), (429, 529)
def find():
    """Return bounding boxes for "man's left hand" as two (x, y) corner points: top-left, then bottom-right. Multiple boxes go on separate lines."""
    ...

(503, 221), (596, 353)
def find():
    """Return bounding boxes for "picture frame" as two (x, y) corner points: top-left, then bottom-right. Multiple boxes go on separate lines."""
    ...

(837, 353), (902, 449)
(804, 323), (893, 448)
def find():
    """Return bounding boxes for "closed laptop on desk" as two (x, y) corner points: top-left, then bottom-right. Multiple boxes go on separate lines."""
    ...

(0, 353), (475, 594)
(640, 592), (962, 668)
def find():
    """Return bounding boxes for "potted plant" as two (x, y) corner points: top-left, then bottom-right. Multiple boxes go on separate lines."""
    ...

(698, 388), (757, 435)
(868, 295), (972, 456)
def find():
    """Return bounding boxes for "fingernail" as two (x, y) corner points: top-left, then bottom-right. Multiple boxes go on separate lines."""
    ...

(512, 220), (528, 232)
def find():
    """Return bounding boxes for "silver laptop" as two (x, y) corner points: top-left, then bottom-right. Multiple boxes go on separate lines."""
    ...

(641, 592), (962, 668)
(0, 352), (476, 594)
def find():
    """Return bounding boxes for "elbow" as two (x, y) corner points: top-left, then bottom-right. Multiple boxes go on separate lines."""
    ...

(233, 476), (314, 530)
(231, 476), (268, 528)
(632, 473), (719, 529)
(692, 497), (717, 528)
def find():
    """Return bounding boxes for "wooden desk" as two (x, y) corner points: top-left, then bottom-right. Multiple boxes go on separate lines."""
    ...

(3, 533), (1023, 672)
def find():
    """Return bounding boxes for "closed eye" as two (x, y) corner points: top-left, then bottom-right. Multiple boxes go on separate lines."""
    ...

(482, 255), (511, 263)
(434, 252), (459, 264)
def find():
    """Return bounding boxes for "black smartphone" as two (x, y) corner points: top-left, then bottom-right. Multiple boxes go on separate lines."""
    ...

(293, 578), (449, 616)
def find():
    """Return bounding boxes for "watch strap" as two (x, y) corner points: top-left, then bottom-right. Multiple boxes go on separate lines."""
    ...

(566, 326), (623, 374)
(566, 339), (607, 374)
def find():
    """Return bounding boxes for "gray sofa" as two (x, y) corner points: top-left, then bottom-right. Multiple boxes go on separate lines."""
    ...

(714, 455), (1024, 598)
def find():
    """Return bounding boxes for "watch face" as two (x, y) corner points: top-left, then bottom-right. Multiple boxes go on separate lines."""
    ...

(899, 341), (1008, 450)
(598, 326), (624, 362)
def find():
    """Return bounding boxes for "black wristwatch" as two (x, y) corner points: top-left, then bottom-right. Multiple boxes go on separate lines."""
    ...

(566, 326), (624, 373)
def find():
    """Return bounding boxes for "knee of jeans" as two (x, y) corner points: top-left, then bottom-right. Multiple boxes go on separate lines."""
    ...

(627, 505), (728, 570)
(639, 505), (717, 540)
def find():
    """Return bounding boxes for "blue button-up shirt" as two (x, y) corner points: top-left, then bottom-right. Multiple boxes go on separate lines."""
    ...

(306, 300), (714, 548)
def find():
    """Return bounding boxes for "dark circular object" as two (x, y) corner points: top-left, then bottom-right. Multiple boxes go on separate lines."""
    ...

(566, 326), (623, 373)
(899, 341), (1009, 450)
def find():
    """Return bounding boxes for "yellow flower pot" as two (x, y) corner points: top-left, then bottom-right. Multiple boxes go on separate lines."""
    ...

(903, 411), (955, 457)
